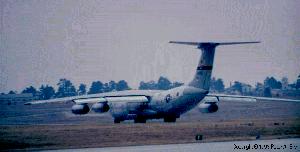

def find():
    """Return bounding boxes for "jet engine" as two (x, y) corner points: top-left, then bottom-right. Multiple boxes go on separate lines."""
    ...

(198, 102), (218, 113)
(71, 104), (90, 114)
(92, 102), (110, 113)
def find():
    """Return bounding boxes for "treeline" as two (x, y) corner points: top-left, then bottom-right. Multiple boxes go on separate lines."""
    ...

(139, 77), (183, 90)
(14, 79), (131, 100)
(3, 74), (300, 99)
(5, 76), (183, 100)
(210, 75), (300, 97)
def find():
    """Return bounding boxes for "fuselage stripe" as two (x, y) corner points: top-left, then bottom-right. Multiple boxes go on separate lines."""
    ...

(197, 65), (213, 70)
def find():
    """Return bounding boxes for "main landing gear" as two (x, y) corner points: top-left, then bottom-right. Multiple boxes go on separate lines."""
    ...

(134, 116), (146, 123)
(114, 118), (121, 123)
(163, 116), (176, 122)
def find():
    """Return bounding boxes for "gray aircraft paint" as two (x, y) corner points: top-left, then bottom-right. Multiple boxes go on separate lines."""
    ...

(188, 44), (216, 90)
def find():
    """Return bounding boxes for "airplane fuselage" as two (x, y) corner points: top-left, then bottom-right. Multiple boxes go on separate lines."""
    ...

(109, 86), (207, 122)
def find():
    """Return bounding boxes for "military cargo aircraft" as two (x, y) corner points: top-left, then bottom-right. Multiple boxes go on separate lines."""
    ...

(25, 41), (300, 123)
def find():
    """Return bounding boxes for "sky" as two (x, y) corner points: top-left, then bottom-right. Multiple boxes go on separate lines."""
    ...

(0, 0), (299, 93)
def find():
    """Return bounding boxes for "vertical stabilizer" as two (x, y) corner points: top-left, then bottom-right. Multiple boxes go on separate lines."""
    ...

(169, 41), (260, 90)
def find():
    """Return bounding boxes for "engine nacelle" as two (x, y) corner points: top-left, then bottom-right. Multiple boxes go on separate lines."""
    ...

(92, 102), (110, 113)
(72, 104), (90, 114)
(198, 102), (218, 113)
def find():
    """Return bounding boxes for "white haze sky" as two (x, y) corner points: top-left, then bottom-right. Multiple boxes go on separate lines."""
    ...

(0, 0), (300, 93)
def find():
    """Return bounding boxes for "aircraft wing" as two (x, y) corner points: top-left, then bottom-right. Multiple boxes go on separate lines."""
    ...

(206, 93), (300, 103)
(24, 90), (161, 105)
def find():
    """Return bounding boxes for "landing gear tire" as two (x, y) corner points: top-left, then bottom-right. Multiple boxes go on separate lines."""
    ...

(134, 117), (146, 123)
(114, 119), (121, 123)
(164, 116), (176, 122)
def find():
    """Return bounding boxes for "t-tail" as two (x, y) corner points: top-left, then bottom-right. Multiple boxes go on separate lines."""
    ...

(169, 41), (260, 91)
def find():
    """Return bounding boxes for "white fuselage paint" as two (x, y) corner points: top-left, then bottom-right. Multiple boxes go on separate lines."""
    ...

(151, 86), (206, 114)
(109, 86), (207, 121)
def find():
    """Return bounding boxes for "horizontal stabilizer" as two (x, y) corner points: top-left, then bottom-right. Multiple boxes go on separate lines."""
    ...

(169, 41), (260, 47)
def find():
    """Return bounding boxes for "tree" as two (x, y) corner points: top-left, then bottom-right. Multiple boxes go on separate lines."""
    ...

(88, 81), (103, 94)
(281, 77), (288, 90)
(39, 85), (55, 100)
(296, 74), (300, 90)
(139, 81), (148, 90)
(102, 82), (110, 92)
(116, 80), (130, 91)
(210, 77), (216, 90)
(109, 80), (117, 92)
(78, 83), (86, 95)
(211, 78), (225, 92)
(264, 77), (282, 89)
(139, 80), (157, 90)
(254, 82), (264, 96)
(210, 77), (224, 92)
(171, 82), (184, 88)
(138, 77), (181, 90)
(264, 87), (272, 97)
(8, 90), (16, 94)
(56, 78), (77, 97)
(157, 76), (171, 90)
(216, 78), (225, 92)
(231, 81), (243, 94)
(22, 86), (37, 96)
